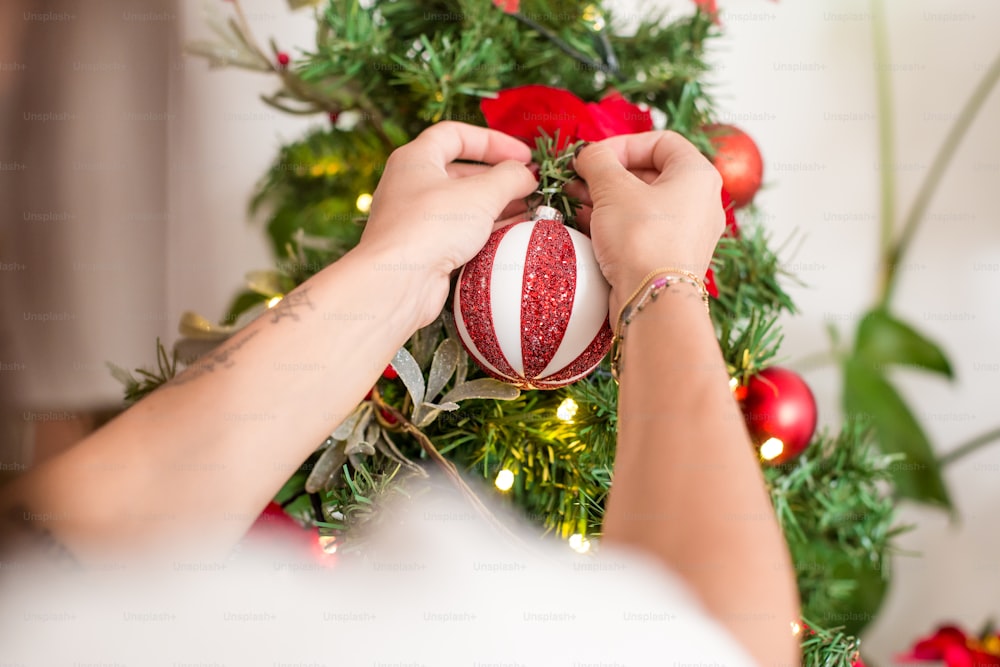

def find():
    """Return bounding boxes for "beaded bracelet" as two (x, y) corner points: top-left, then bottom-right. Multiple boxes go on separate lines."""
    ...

(610, 268), (710, 382)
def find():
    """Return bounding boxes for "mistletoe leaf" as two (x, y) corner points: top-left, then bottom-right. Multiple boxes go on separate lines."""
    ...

(305, 441), (348, 493)
(425, 339), (460, 402)
(440, 378), (520, 404)
(389, 347), (425, 407)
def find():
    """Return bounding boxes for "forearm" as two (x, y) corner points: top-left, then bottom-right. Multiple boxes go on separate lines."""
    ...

(1, 245), (427, 562)
(603, 284), (799, 666)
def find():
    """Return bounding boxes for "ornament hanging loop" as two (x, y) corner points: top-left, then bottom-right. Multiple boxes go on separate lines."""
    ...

(531, 205), (563, 222)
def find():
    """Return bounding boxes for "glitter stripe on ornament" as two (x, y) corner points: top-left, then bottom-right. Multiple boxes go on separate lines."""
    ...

(454, 294), (510, 381)
(537, 223), (610, 378)
(534, 322), (613, 386)
(457, 223), (520, 380)
(520, 219), (575, 379)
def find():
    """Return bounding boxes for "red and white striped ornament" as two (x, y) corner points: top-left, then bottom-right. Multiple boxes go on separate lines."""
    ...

(454, 206), (613, 390)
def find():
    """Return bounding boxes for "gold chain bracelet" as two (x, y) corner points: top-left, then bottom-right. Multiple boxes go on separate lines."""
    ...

(610, 268), (710, 382)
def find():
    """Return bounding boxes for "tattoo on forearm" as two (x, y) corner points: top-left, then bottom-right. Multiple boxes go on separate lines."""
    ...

(167, 287), (314, 388)
(170, 329), (262, 387)
(270, 288), (315, 323)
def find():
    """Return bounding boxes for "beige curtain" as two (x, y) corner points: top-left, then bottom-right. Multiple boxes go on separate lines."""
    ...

(1, 0), (175, 465)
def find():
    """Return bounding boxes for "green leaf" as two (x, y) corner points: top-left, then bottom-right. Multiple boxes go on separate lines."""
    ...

(843, 358), (952, 508)
(854, 309), (954, 378)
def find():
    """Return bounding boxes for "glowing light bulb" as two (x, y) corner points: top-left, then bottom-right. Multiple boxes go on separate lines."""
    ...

(355, 193), (373, 213)
(318, 534), (338, 555)
(556, 397), (579, 422)
(494, 469), (514, 491)
(266, 295), (284, 309)
(790, 621), (802, 636)
(759, 437), (784, 461)
(729, 377), (739, 392)
(582, 4), (606, 31)
(568, 533), (591, 554)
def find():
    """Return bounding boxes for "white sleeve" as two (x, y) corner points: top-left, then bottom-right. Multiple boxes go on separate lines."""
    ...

(1, 484), (758, 667)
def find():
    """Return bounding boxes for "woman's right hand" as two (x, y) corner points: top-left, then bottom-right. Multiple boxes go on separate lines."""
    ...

(571, 131), (726, 320)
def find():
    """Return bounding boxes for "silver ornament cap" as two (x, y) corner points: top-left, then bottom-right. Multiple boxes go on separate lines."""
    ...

(531, 205), (564, 222)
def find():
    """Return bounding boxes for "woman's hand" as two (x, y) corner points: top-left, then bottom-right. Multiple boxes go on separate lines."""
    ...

(570, 131), (725, 319)
(359, 121), (537, 327)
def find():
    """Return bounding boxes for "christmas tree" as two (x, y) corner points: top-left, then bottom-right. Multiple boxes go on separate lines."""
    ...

(116, 1), (907, 663)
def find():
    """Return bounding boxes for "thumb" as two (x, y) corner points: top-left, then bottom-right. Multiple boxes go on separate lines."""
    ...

(572, 142), (641, 201)
(466, 160), (538, 214)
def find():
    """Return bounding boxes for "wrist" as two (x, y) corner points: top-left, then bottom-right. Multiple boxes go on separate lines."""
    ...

(340, 241), (449, 332)
(609, 265), (708, 324)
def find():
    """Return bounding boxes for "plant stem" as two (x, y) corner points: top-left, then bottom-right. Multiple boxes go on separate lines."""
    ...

(371, 387), (527, 547)
(509, 12), (619, 80)
(938, 426), (1000, 468)
(871, 0), (896, 302)
(881, 48), (1000, 305)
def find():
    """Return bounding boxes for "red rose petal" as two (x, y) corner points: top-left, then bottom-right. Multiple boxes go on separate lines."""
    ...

(481, 85), (590, 150)
(492, 0), (519, 12)
(588, 91), (653, 137)
(482, 85), (653, 148)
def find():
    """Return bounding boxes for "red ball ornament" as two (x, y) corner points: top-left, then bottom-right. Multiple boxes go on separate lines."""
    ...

(741, 366), (817, 464)
(276, 52), (290, 68)
(454, 206), (613, 390)
(707, 124), (763, 209)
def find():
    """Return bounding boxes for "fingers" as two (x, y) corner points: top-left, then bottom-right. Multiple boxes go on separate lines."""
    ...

(565, 169), (658, 208)
(409, 121), (533, 171)
(463, 160), (538, 216)
(446, 161), (530, 219)
(445, 162), (491, 179)
(571, 142), (642, 193)
(588, 131), (707, 175)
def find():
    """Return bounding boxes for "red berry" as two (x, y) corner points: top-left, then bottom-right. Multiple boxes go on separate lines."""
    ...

(721, 188), (740, 237)
(704, 267), (719, 299)
(378, 407), (398, 425)
(382, 364), (398, 380)
(276, 52), (290, 68)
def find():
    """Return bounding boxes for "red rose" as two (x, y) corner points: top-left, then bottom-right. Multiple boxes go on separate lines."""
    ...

(693, 0), (718, 14)
(492, 0), (519, 12)
(898, 625), (1000, 667)
(481, 84), (652, 150)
